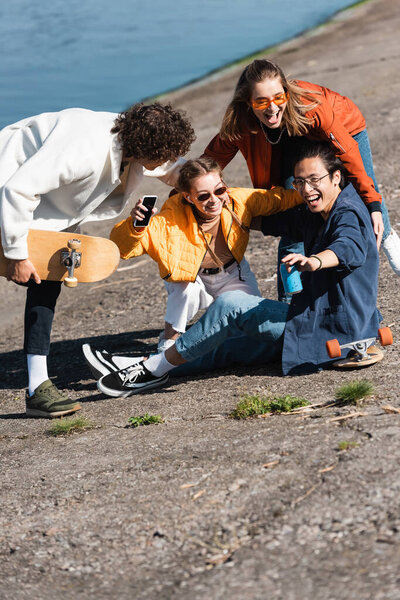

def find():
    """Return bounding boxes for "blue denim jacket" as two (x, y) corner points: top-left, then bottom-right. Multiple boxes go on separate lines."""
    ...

(261, 183), (381, 374)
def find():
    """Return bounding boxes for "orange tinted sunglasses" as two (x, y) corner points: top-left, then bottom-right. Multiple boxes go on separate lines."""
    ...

(250, 92), (289, 111)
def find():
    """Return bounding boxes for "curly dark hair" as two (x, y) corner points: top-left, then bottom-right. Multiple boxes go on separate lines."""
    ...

(111, 102), (196, 162)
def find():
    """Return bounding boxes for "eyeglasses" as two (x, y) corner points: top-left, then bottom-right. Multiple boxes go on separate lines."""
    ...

(292, 173), (330, 190)
(250, 92), (289, 111)
(196, 185), (228, 203)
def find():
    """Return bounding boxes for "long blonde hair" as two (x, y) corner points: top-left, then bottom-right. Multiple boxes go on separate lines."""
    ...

(220, 59), (321, 141)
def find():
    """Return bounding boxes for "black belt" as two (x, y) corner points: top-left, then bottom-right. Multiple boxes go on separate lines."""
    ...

(201, 258), (236, 276)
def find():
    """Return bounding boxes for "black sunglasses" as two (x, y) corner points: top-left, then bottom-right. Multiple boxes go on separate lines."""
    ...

(196, 185), (228, 203)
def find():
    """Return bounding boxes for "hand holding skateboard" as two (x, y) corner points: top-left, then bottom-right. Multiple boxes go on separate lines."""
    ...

(1, 230), (120, 287)
(7, 258), (41, 284)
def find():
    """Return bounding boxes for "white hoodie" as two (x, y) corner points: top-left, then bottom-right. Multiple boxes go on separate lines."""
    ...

(0, 108), (183, 259)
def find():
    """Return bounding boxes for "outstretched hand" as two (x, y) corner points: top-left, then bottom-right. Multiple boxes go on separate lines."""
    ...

(7, 259), (41, 284)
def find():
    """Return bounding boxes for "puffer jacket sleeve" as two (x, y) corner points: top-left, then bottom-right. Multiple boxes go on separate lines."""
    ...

(310, 103), (381, 212)
(245, 187), (304, 217)
(110, 217), (149, 259)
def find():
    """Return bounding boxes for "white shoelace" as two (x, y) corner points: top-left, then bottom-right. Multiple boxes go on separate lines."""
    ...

(120, 364), (147, 384)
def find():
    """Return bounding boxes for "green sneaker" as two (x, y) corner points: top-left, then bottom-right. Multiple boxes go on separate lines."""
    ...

(26, 380), (81, 418)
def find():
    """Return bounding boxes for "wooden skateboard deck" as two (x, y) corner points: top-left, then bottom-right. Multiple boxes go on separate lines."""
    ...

(0, 230), (120, 284)
(332, 345), (384, 368)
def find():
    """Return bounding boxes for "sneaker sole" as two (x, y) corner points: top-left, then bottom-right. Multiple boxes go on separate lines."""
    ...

(82, 344), (117, 379)
(97, 374), (169, 398)
(26, 404), (82, 418)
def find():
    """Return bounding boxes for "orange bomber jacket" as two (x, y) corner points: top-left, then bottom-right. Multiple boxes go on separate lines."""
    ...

(110, 187), (303, 282)
(204, 80), (381, 210)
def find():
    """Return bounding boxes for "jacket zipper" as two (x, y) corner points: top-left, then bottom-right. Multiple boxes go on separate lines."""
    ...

(329, 133), (346, 154)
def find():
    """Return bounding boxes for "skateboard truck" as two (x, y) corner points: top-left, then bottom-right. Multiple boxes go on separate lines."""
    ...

(326, 327), (393, 368)
(61, 239), (82, 287)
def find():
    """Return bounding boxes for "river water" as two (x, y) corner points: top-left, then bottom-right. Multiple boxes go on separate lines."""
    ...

(0, 0), (357, 127)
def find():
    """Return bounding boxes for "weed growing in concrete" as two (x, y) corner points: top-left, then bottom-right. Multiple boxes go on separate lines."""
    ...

(338, 440), (359, 451)
(230, 394), (309, 419)
(48, 416), (94, 436)
(268, 396), (309, 413)
(335, 380), (373, 405)
(127, 414), (163, 428)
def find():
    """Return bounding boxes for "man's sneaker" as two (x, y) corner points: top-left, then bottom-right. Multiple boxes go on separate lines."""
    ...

(26, 380), (81, 418)
(97, 362), (168, 397)
(382, 229), (400, 276)
(82, 343), (143, 379)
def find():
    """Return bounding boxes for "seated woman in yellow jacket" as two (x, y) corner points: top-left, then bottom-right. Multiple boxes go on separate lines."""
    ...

(110, 157), (302, 351)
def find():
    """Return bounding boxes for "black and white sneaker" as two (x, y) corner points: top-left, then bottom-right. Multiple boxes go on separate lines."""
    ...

(97, 362), (169, 397)
(82, 343), (143, 380)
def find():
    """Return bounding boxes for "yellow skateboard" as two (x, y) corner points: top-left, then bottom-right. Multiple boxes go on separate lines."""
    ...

(326, 327), (393, 368)
(0, 230), (120, 287)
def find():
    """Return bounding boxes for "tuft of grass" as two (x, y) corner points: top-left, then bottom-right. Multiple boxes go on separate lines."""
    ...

(335, 380), (373, 406)
(268, 396), (309, 413)
(126, 414), (163, 428)
(230, 394), (270, 420)
(338, 440), (359, 451)
(230, 393), (309, 420)
(48, 416), (94, 436)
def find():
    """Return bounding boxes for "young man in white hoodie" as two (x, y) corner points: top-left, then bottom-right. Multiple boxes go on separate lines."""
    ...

(0, 102), (195, 417)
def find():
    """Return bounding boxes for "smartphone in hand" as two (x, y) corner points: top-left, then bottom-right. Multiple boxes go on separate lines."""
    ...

(133, 195), (157, 227)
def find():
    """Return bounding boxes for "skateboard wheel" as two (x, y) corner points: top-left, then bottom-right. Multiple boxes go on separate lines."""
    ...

(64, 276), (78, 288)
(378, 326), (393, 347)
(68, 239), (82, 250)
(326, 338), (341, 358)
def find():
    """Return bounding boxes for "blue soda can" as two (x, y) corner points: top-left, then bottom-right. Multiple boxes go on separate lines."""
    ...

(280, 263), (303, 295)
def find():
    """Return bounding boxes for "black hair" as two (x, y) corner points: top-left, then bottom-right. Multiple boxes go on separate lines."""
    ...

(293, 141), (347, 189)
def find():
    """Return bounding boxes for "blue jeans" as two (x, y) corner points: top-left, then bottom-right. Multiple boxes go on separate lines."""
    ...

(172, 290), (289, 377)
(353, 129), (391, 239)
(277, 128), (391, 300)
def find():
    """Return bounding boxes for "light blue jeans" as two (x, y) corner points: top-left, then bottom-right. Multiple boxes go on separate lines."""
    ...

(172, 290), (289, 377)
(277, 128), (391, 300)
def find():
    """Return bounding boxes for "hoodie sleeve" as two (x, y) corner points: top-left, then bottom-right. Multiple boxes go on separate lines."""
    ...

(0, 135), (93, 259)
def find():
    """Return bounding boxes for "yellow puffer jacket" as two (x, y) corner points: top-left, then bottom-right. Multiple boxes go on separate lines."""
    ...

(110, 187), (303, 282)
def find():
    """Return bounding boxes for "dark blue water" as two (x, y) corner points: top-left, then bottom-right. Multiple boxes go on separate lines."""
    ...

(0, 0), (357, 128)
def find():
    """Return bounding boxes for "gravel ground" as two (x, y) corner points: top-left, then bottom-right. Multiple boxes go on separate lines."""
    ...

(1, 1), (400, 598)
